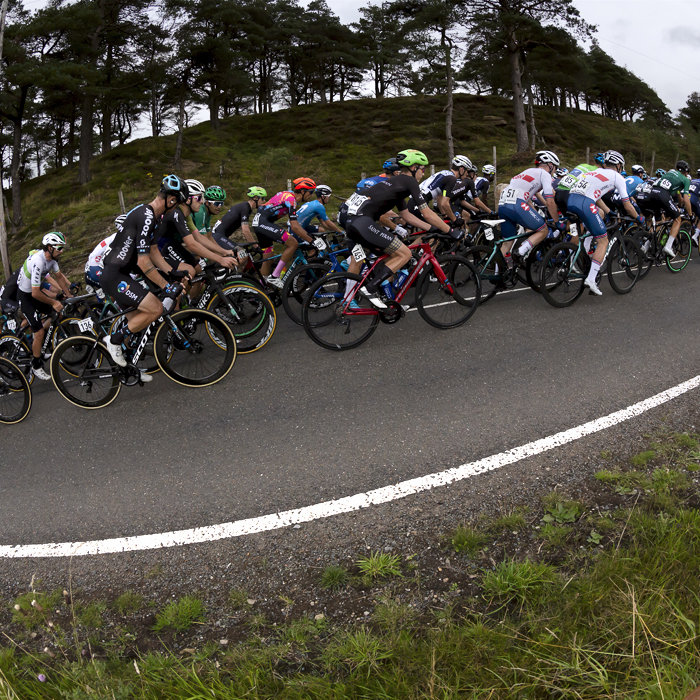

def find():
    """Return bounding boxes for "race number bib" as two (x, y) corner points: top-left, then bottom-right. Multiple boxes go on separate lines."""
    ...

(559, 174), (578, 190)
(312, 237), (327, 251)
(251, 212), (261, 227)
(484, 227), (494, 241)
(346, 193), (369, 216)
(5, 319), (16, 332)
(499, 187), (518, 205)
(570, 222), (578, 236)
(569, 177), (588, 195)
(659, 178), (672, 191)
(76, 318), (94, 333)
(351, 244), (366, 262)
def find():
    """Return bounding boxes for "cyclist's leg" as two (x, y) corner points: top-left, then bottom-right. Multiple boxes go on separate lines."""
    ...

(659, 194), (682, 255)
(17, 290), (53, 376)
(258, 221), (298, 280)
(512, 200), (548, 257)
(497, 205), (519, 256)
(568, 194), (607, 294)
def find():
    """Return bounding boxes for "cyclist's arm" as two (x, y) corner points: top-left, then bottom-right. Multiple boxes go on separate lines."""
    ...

(535, 192), (547, 206)
(54, 270), (72, 296)
(682, 193), (692, 216)
(321, 218), (341, 233)
(31, 282), (59, 307)
(399, 205), (450, 234)
(622, 198), (637, 219)
(143, 249), (172, 288)
(596, 198), (610, 216)
(435, 194), (455, 221)
(379, 212), (399, 229)
(188, 229), (235, 257)
(182, 232), (234, 267)
(241, 222), (256, 243)
(289, 219), (314, 243)
(472, 196), (491, 213)
(460, 199), (479, 213)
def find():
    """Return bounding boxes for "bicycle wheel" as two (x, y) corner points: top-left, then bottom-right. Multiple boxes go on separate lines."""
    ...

(206, 283), (276, 354)
(540, 242), (589, 308)
(301, 271), (380, 351)
(607, 236), (642, 294)
(665, 226), (692, 273)
(525, 239), (558, 293)
(154, 309), (236, 386)
(50, 336), (120, 409)
(0, 357), (31, 423)
(462, 245), (502, 303)
(632, 227), (654, 279)
(416, 254), (481, 329)
(109, 316), (161, 375)
(0, 334), (33, 387)
(281, 260), (334, 325)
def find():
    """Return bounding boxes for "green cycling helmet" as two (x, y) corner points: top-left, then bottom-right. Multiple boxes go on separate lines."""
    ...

(396, 149), (429, 167)
(246, 186), (267, 199)
(204, 185), (226, 202)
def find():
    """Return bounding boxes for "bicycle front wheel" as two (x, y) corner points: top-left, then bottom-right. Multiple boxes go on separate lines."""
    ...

(154, 309), (236, 387)
(0, 357), (31, 423)
(665, 226), (692, 273)
(607, 236), (641, 294)
(540, 242), (589, 308)
(281, 260), (334, 325)
(50, 337), (120, 409)
(632, 227), (654, 279)
(416, 254), (481, 329)
(525, 238), (558, 293)
(0, 334), (33, 387)
(301, 272), (380, 351)
(462, 245), (501, 303)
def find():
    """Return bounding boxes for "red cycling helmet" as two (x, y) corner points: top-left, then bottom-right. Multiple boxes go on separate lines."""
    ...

(292, 177), (317, 191)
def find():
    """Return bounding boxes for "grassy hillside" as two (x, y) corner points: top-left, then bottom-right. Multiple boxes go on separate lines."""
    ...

(4, 93), (695, 281)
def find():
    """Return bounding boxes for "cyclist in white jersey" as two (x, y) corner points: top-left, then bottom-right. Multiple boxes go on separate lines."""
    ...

(84, 214), (125, 289)
(566, 149), (644, 295)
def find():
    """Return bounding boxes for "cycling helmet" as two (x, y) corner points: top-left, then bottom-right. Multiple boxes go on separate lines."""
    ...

(292, 177), (317, 191)
(594, 152), (605, 165)
(631, 165), (645, 177)
(555, 167), (569, 177)
(676, 160), (690, 173)
(115, 214), (127, 228)
(204, 185), (226, 202)
(315, 184), (332, 197)
(42, 231), (66, 247)
(160, 175), (189, 203)
(184, 179), (205, 196)
(452, 155), (474, 171)
(655, 168), (666, 177)
(535, 150), (560, 166)
(396, 149), (429, 167)
(482, 164), (496, 176)
(621, 170), (627, 177)
(604, 150), (625, 166)
(382, 157), (400, 173)
(246, 186), (267, 199)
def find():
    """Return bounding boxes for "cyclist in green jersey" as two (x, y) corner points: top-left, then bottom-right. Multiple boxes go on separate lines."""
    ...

(189, 184), (227, 240)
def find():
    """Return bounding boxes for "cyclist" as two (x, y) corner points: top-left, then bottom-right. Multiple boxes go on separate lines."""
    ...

(297, 185), (343, 235)
(498, 151), (563, 261)
(551, 163), (596, 216)
(211, 186), (267, 251)
(0, 269), (22, 332)
(344, 149), (461, 304)
(463, 164), (496, 214)
(156, 178), (236, 285)
(355, 158), (401, 193)
(654, 168), (666, 179)
(635, 160), (692, 257)
(689, 168), (700, 245)
(101, 175), (189, 375)
(85, 214), (126, 292)
(567, 150), (644, 295)
(251, 177), (318, 287)
(189, 184), (227, 239)
(16, 232), (73, 380)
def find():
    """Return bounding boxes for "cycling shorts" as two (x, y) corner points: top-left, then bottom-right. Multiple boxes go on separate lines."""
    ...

(161, 241), (197, 269)
(566, 194), (607, 238)
(85, 265), (103, 288)
(337, 203), (349, 230)
(554, 189), (570, 215)
(251, 215), (291, 248)
(0, 297), (18, 314)
(497, 200), (546, 239)
(345, 215), (403, 255)
(101, 267), (151, 310)
(690, 195), (700, 220)
(212, 228), (238, 251)
(17, 289), (53, 332)
(637, 188), (681, 219)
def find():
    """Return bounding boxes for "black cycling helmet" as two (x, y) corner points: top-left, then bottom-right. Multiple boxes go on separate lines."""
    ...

(696, 168), (700, 178)
(382, 157), (400, 173)
(676, 160), (690, 173)
(160, 175), (189, 203)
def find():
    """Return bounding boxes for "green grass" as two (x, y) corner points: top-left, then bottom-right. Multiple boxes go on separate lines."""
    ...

(4, 93), (693, 283)
(10, 590), (62, 629)
(630, 449), (656, 467)
(153, 596), (205, 634)
(77, 601), (106, 628)
(356, 552), (402, 581)
(448, 524), (488, 554)
(113, 591), (142, 616)
(320, 564), (349, 591)
(227, 588), (250, 610)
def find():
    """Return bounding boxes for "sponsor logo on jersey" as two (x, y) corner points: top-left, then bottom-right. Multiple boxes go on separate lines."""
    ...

(520, 202), (530, 211)
(514, 174), (535, 183)
(589, 203), (598, 214)
(117, 281), (129, 293)
(116, 236), (133, 261)
(95, 269), (101, 277)
(125, 288), (139, 301)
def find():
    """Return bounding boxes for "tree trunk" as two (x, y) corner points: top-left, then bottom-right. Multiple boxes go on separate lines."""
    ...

(506, 34), (529, 152)
(67, 112), (75, 164)
(209, 88), (220, 129)
(78, 92), (94, 184)
(150, 89), (159, 137)
(10, 120), (22, 233)
(173, 90), (185, 169)
(444, 35), (454, 162)
(526, 83), (538, 150)
(101, 104), (111, 154)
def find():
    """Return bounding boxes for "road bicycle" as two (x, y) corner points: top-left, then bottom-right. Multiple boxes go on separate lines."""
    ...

(0, 357), (32, 424)
(300, 234), (481, 351)
(632, 212), (692, 278)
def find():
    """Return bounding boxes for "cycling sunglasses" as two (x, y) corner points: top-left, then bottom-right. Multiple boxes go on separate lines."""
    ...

(190, 194), (203, 203)
(206, 200), (224, 207)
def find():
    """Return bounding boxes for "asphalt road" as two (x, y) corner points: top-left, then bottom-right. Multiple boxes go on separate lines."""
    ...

(2, 261), (699, 548)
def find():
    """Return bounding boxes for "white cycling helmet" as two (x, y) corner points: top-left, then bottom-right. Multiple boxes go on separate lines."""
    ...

(43, 231), (66, 247)
(482, 164), (496, 176)
(315, 184), (332, 197)
(535, 150), (560, 166)
(631, 164), (645, 177)
(184, 179), (205, 196)
(555, 167), (569, 177)
(452, 155), (475, 171)
(604, 150), (625, 166)
(115, 214), (127, 228)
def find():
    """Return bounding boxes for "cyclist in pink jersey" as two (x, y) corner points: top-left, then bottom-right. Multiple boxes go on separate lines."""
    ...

(251, 177), (317, 287)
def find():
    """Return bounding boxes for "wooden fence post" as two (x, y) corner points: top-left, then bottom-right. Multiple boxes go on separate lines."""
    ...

(118, 189), (126, 214)
(493, 146), (497, 187)
(287, 179), (291, 192)
(650, 151), (655, 176)
(586, 147), (590, 165)
(360, 172), (366, 180)
(430, 164), (435, 176)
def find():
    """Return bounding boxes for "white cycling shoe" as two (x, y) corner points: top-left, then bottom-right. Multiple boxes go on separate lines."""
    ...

(31, 366), (51, 381)
(265, 275), (284, 289)
(102, 336), (126, 367)
(359, 286), (387, 309)
(139, 371), (153, 383)
(584, 278), (602, 296)
(662, 244), (675, 258)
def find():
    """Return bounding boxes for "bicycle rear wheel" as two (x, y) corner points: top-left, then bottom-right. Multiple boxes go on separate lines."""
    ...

(462, 245), (501, 303)
(665, 226), (692, 273)
(607, 236), (641, 294)
(0, 357), (31, 423)
(281, 260), (334, 325)
(416, 254), (480, 329)
(632, 227), (654, 279)
(301, 272), (380, 351)
(154, 309), (236, 386)
(540, 242), (589, 308)
(206, 283), (276, 354)
(109, 316), (161, 375)
(525, 238), (558, 293)
(50, 337), (120, 409)
(0, 334), (33, 387)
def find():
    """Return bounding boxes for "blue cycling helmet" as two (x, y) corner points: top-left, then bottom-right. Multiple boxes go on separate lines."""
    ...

(621, 170), (627, 177)
(160, 174), (189, 203)
(594, 152), (605, 165)
(655, 168), (666, 177)
(382, 157), (400, 173)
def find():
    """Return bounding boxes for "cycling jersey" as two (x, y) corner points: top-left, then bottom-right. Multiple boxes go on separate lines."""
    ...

(568, 168), (629, 203)
(0, 270), (20, 311)
(297, 200), (328, 231)
(653, 169), (690, 196)
(349, 174), (426, 221)
(420, 170), (452, 200)
(500, 167), (555, 205)
(103, 204), (158, 274)
(257, 191), (297, 222)
(191, 207), (213, 234)
(211, 202), (252, 241)
(356, 173), (389, 193)
(624, 175), (644, 198)
(468, 176), (491, 200)
(18, 249), (59, 293)
(156, 208), (191, 249)
(86, 234), (116, 270)
(556, 164), (596, 192)
(689, 179), (700, 218)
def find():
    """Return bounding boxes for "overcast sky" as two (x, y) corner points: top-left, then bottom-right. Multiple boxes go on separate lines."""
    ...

(321, 0), (699, 114)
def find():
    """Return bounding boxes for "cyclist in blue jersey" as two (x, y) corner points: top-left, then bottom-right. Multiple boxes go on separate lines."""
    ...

(355, 158), (401, 193)
(297, 185), (342, 235)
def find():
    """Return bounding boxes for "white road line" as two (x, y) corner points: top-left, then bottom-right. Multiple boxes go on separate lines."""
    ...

(3, 375), (699, 559)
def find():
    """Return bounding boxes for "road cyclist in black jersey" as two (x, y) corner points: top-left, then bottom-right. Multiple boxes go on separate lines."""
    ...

(344, 148), (462, 308)
(211, 186), (267, 252)
(100, 175), (191, 379)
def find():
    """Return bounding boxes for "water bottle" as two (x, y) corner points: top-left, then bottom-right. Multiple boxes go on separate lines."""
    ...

(380, 280), (394, 300)
(393, 268), (409, 291)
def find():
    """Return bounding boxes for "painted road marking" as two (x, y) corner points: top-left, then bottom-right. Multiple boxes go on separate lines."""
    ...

(2, 374), (699, 558)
